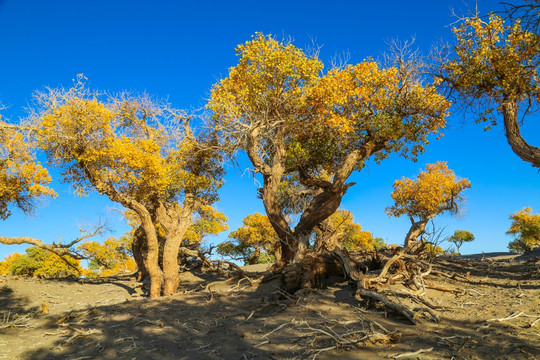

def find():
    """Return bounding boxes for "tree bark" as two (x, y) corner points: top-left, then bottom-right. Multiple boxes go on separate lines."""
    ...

(138, 212), (162, 298)
(160, 195), (195, 296)
(404, 217), (431, 250)
(502, 99), (540, 168)
(131, 225), (149, 281)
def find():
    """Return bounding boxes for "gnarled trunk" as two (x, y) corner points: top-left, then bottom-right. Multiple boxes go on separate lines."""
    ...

(139, 214), (162, 298)
(160, 196), (195, 296)
(502, 100), (540, 168)
(132, 225), (149, 281)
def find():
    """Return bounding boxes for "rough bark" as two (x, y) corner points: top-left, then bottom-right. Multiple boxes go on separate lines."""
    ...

(79, 161), (163, 298)
(138, 212), (162, 298)
(403, 217), (431, 251)
(131, 225), (149, 281)
(160, 195), (195, 296)
(502, 99), (540, 168)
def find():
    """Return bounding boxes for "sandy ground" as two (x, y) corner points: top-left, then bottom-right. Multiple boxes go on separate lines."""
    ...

(1, 255), (539, 360)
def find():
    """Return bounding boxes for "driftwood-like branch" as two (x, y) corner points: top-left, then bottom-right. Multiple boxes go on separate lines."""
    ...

(0, 224), (107, 271)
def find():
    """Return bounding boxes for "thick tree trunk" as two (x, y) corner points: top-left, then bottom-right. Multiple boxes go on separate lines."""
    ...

(404, 217), (430, 251)
(502, 100), (540, 168)
(132, 225), (149, 281)
(139, 215), (162, 298)
(161, 196), (195, 296)
(248, 247), (261, 265)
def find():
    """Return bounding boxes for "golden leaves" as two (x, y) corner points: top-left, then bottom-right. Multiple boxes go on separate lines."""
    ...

(386, 162), (471, 220)
(0, 123), (55, 220)
(446, 15), (540, 105)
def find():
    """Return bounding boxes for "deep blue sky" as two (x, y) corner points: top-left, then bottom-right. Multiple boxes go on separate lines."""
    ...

(1, 0), (538, 260)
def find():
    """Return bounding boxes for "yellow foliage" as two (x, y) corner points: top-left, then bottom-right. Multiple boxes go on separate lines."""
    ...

(0, 252), (21, 275)
(507, 207), (540, 252)
(34, 77), (221, 205)
(386, 162), (471, 220)
(444, 15), (540, 121)
(323, 210), (375, 251)
(0, 118), (56, 219)
(209, 33), (450, 178)
(228, 213), (279, 253)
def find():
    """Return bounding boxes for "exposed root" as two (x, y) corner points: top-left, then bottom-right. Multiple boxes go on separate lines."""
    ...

(0, 311), (32, 329)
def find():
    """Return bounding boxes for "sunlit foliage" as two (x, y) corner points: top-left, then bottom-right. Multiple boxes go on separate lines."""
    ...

(184, 205), (229, 246)
(217, 213), (279, 265)
(507, 207), (540, 253)
(0, 252), (21, 275)
(386, 162), (471, 249)
(317, 209), (375, 251)
(441, 14), (540, 167)
(209, 33), (450, 261)
(6, 246), (81, 278)
(0, 114), (55, 220)
(78, 236), (136, 276)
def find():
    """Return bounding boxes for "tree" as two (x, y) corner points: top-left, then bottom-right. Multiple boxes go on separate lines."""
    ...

(77, 236), (136, 276)
(0, 112), (55, 220)
(315, 209), (375, 252)
(447, 229), (475, 255)
(0, 253), (21, 275)
(31, 76), (223, 297)
(217, 213), (280, 265)
(7, 246), (82, 278)
(440, 13), (540, 167)
(507, 207), (540, 253)
(209, 34), (450, 262)
(386, 162), (471, 250)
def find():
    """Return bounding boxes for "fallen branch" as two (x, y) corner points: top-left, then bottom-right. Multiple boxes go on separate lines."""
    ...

(390, 347), (433, 359)
(357, 289), (416, 324)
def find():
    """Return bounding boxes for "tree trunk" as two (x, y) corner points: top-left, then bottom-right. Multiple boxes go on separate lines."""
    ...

(132, 225), (149, 281)
(404, 217), (430, 251)
(502, 99), (540, 168)
(161, 197), (195, 296)
(139, 215), (162, 298)
(248, 247), (261, 265)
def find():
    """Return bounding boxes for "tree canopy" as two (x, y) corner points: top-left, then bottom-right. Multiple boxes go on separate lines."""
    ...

(0, 113), (55, 220)
(447, 229), (475, 255)
(441, 14), (540, 167)
(209, 33), (450, 261)
(30, 76), (224, 297)
(507, 207), (540, 253)
(386, 162), (471, 249)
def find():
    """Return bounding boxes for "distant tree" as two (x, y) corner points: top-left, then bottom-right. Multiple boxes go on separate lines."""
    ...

(315, 209), (375, 252)
(217, 213), (280, 265)
(447, 230), (475, 255)
(507, 207), (540, 253)
(8, 246), (82, 278)
(78, 236), (136, 276)
(371, 237), (387, 250)
(209, 33), (450, 262)
(440, 13), (540, 168)
(386, 162), (471, 251)
(29, 76), (223, 297)
(0, 253), (21, 275)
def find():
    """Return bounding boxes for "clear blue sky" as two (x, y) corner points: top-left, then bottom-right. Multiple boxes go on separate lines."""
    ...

(1, 0), (538, 260)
